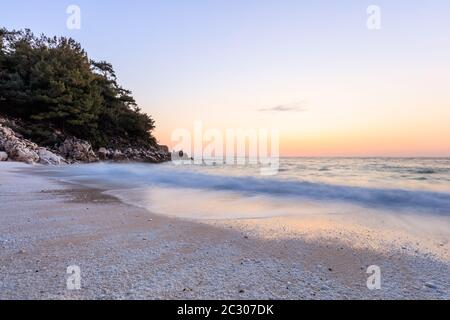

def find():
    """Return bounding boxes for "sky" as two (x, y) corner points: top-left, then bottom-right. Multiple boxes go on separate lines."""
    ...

(2, 0), (450, 156)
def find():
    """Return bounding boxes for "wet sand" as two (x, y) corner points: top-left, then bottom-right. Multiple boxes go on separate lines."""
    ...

(0, 162), (448, 300)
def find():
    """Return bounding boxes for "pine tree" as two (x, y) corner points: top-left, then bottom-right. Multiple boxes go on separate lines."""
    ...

(0, 28), (157, 148)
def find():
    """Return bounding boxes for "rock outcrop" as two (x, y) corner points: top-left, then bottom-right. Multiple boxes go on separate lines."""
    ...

(97, 147), (109, 160)
(95, 145), (171, 163)
(58, 137), (99, 163)
(0, 123), (64, 165)
(37, 148), (64, 165)
(0, 117), (170, 165)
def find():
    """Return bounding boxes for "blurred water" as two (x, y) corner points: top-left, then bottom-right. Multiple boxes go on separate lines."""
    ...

(35, 158), (450, 219)
(178, 158), (450, 193)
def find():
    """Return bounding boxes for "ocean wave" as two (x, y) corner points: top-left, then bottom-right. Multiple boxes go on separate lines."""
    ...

(46, 163), (450, 215)
(414, 169), (436, 174)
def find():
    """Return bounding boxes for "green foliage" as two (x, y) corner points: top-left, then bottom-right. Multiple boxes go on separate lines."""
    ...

(0, 28), (156, 148)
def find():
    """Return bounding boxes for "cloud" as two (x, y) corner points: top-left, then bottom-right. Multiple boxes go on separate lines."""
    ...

(258, 102), (307, 113)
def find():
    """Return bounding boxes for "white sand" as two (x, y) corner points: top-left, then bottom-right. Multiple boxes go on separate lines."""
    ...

(0, 162), (448, 300)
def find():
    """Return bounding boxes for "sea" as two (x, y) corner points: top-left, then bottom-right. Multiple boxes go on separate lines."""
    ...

(36, 158), (450, 224)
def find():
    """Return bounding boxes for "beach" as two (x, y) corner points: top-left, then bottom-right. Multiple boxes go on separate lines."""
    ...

(0, 162), (449, 300)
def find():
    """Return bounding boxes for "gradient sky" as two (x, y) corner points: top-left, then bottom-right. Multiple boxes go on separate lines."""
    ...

(2, 0), (450, 156)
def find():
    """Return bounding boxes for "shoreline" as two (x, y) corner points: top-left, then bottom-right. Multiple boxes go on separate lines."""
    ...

(0, 162), (448, 299)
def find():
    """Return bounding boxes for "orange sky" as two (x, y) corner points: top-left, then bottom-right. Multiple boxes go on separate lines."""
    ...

(154, 68), (450, 157)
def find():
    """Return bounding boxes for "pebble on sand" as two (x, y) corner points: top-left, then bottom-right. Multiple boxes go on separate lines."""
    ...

(424, 282), (438, 289)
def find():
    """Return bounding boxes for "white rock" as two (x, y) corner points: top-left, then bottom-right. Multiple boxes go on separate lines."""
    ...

(0, 123), (40, 164)
(8, 146), (39, 164)
(0, 151), (7, 161)
(59, 138), (98, 162)
(38, 148), (64, 165)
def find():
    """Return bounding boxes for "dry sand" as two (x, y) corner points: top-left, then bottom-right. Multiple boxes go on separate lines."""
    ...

(0, 162), (448, 300)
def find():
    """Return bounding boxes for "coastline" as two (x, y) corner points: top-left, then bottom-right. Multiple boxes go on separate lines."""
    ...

(0, 162), (448, 300)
